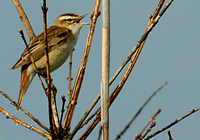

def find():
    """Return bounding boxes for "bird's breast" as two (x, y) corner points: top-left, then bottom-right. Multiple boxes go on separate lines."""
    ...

(49, 40), (76, 71)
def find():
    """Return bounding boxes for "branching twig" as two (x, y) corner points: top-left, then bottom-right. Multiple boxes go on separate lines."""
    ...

(0, 89), (50, 133)
(79, 0), (170, 130)
(115, 82), (167, 140)
(79, 1), (173, 139)
(110, 1), (166, 86)
(144, 107), (200, 140)
(13, 0), (59, 138)
(142, 121), (156, 139)
(135, 109), (161, 140)
(14, 1), (48, 97)
(62, 0), (101, 132)
(10, 0), (175, 140)
(41, 1), (57, 139)
(0, 106), (51, 139)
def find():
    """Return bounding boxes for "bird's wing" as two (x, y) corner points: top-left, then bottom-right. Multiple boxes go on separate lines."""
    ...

(11, 26), (70, 70)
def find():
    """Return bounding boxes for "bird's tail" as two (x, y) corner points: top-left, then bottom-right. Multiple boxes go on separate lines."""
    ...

(16, 65), (35, 111)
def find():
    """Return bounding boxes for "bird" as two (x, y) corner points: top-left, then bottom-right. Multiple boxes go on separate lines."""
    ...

(12, 13), (88, 110)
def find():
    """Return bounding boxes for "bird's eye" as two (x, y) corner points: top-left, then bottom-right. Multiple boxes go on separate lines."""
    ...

(68, 18), (72, 22)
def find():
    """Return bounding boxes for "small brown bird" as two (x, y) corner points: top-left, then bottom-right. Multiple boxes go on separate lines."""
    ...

(12, 13), (88, 110)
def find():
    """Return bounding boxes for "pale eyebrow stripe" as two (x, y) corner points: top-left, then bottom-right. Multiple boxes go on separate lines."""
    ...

(58, 16), (72, 21)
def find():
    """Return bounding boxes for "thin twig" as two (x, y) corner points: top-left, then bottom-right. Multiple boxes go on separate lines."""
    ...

(67, 51), (73, 102)
(68, 91), (100, 139)
(12, 0), (36, 40)
(62, 0), (101, 131)
(167, 130), (174, 140)
(110, 0), (166, 86)
(41, 1), (56, 139)
(135, 109), (161, 140)
(142, 121), (156, 139)
(97, 126), (103, 140)
(79, 0), (173, 139)
(81, 98), (101, 128)
(115, 82), (167, 140)
(144, 107), (200, 140)
(0, 106), (51, 139)
(0, 89), (50, 133)
(19, 29), (48, 96)
(19, 29), (37, 71)
(13, 0), (49, 97)
(60, 95), (66, 128)
(80, 0), (167, 128)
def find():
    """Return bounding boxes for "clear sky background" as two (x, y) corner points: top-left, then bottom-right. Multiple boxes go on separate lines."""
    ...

(0, 1), (200, 140)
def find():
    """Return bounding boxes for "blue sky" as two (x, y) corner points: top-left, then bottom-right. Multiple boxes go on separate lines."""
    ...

(0, 1), (200, 140)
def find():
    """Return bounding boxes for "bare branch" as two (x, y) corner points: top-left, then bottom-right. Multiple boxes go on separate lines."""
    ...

(144, 107), (200, 140)
(62, 0), (101, 131)
(115, 82), (167, 140)
(79, 0), (174, 139)
(167, 130), (174, 140)
(67, 51), (74, 102)
(135, 109), (161, 140)
(110, 0), (165, 85)
(0, 106), (51, 139)
(80, 96), (101, 128)
(0, 89), (50, 133)
(80, 0), (171, 128)
(12, 0), (36, 40)
(68, 90), (100, 139)
(78, 113), (101, 140)
(142, 121), (156, 139)
(41, 1), (58, 139)
(97, 126), (103, 140)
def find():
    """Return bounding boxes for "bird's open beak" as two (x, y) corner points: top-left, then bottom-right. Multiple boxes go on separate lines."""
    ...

(75, 14), (89, 25)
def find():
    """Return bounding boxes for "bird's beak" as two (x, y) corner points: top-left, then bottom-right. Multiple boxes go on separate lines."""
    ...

(75, 14), (89, 25)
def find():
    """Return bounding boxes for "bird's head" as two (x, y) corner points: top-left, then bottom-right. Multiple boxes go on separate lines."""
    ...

(53, 13), (89, 34)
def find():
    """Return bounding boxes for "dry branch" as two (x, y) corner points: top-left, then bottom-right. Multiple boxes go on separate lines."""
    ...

(67, 52), (74, 102)
(60, 96), (66, 128)
(41, 1), (58, 139)
(79, 0), (173, 139)
(12, 0), (59, 139)
(13, 0), (48, 96)
(135, 109), (161, 140)
(115, 82), (167, 140)
(79, 0), (169, 128)
(144, 107), (200, 140)
(62, 0), (102, 132)
(142, 121), (156, 139)
(12, 0), (36, 40)
(7, 0), (175, 139)
(0, 89), (50, 133)
(167, 130), (174, 140)
(0, 106), (51, 139)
